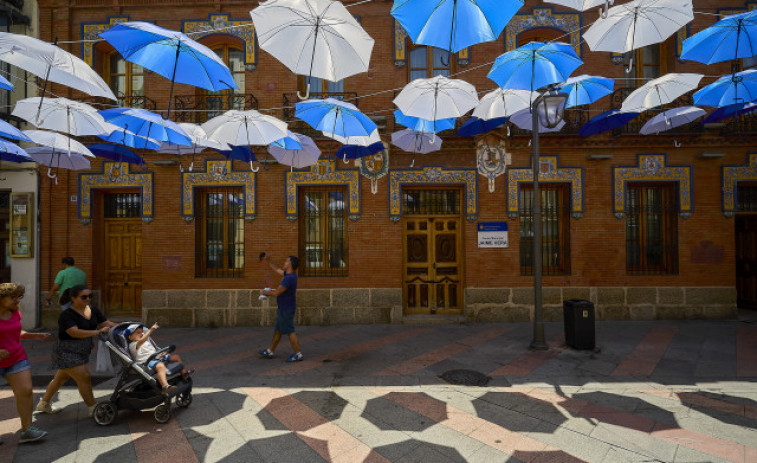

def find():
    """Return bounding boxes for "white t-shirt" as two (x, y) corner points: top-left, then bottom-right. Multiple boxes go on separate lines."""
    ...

(129, 340), (157, 364)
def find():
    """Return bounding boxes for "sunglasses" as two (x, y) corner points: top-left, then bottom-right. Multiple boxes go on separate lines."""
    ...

(78, 294), (93, 300)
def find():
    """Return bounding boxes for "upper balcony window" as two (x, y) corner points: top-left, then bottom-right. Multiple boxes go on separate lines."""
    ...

(409, 46), (453, 80)
(205, 45), (245, 119)
(106, 54), (144, 107)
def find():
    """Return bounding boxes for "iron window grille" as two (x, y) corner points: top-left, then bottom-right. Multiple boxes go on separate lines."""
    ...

(103, 193), (141, 218)
(402, 189), (460, 215)
(298, 186), (348, 277)
(626, 182), (679, 275)
(195, 187), (245, 278)
(519, 183), (571, 276)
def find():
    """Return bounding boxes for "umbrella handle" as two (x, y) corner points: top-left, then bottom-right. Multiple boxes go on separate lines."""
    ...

(343, 153), (349, 164)
(47, 167), (56, 179)
(250, 161), (259, 173)
(625, 57), (634, 74)
(297, 82), (311, 101)
(507, 125), (511, 137)
(409, 158), (415, 168)
(600, 0), (614, 18)
(674, 140), (682, 148)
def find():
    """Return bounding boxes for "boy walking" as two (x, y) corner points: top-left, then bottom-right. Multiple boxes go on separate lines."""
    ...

(258, 255), (302, 362)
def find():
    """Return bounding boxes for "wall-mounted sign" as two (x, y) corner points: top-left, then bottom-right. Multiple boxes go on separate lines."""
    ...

(477, 221), (508, 248)
(10, 192), (33, 258)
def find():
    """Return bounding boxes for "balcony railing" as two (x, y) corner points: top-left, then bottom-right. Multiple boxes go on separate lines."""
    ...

(283, 92), (359, 138)
(117, 95), (157, 111)
(173, 93), (259, 124)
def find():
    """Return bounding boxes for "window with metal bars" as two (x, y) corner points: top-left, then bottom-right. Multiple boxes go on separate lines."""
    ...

(195, 187), (245, 278)
(298, 186), (348, 277)
(626, 182), (678, 274)
(402, 189), (460, 215)
(104, 193), (141, 218)
(737, 182), (757, 212)
(519, 184), (571, 276)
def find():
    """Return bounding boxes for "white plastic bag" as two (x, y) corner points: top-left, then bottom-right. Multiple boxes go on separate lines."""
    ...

(95, 340), (116, 374)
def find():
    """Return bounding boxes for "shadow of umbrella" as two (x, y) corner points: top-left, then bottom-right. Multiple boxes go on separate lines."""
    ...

(372, 439), (467, 463)
(472, 391), (568, 433)
(256, 390), (349, 431)
(361, 392), (447, 432)
(572, 391), (678, 432)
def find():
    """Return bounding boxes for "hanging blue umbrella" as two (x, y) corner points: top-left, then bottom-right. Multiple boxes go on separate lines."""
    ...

(87, 143), (145, 166)
(99, 21), (236, 116)
(0, 139), (32, 163)
(579, 110), (640, 137)
(680, 10), (757, 65)
(219, 145), (257, 163)
(488, 41), (583, 92)
(557, 74), (615, 108)
(391, 0), (524, 53)
(0, 74), (13, 91)
(295, 98), (377, 142)
(336, 141), (385, 160)
(99, 107), (191, 145)
(394, 110), (456, 133)
(456, 116), (509, 137)
(702, 101), (757, 124)
(270, 131), (303, 151)
(693, 69), (757, 108)
(0, 119), (32, 142)
(97, 128), (161, 151)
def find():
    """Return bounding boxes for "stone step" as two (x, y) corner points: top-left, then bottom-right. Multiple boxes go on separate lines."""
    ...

(401, 314), (467, 325)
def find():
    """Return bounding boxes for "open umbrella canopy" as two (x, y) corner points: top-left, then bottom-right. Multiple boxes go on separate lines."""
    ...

(639, 106), (705, 134)
(0, 119), (31, 142)
(336, 141), (384, 160)
(99, 107), (192, 145)
(457, 116), (509, 137)
(88, 143), (145, 165)
(681, 9), (757, 65)
(202, 109), (289, 147)
(26, 146), (91, 171)
(391, 129), (442, 154)
(394, 75), (479, 121)
(544, 0), (611, 11)
(219, 145), (257, 163)
(487, 42), (583, 91)
(0, 139), (32, 163)
(159, 122), (228, 155)
(510, 108), (566, 133)
(702, 101), (757, 124)
(23, 130), (95, 157)
(269, 133), (321, 168)
(12, 97), (111, 135)
(100, 21), (236, 115)
(330, 129), (381, 147)
(693, 69), (757, 108)
(0, 32), (116, 100)
(584, 0), (694, 54)
(620, 73), (703, 112)
(250, 0), (374, 88)
(557, 74), (614, 108)
(579, 109), (640, 137)
(269, 131), (304, 150)
(473, 88), (533, 120)
(295, 98), (377, 140)
(393, 109), (456, 133)
(0, 74), (13, 91)
(390, 0), (523, 53)
(97, 127), (161, 151)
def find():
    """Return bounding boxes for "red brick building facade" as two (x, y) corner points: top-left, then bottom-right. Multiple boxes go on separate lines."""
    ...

(33, 1), (754, 327)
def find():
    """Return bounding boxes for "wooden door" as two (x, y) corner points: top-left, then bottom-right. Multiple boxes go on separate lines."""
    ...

(103, 219), (142, 316)
(736, 216), (757, 309)
(403, 216), (462, 314)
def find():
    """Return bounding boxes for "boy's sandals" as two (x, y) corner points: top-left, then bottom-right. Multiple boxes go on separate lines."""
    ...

(181, 368), (195, 380)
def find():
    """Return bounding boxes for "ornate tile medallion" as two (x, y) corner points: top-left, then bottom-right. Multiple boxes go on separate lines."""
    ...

(286, 159), (361, 221)
(181, 159), (256, 221)
(505, 7), (581, 56)
(78, 162), (153, 224)
(613, 154), (692, 218)
(183, 14), (256, 70)
(389, 166), (478, 221)
(507, 155), (583, 219)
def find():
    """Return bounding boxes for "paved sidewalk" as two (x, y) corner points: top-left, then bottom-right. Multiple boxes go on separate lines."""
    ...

(2, 314), (757, 462)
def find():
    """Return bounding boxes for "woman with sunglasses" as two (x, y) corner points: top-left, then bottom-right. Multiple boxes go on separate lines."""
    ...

(36, 285), (116, 417)
(0, 283), (50, 444)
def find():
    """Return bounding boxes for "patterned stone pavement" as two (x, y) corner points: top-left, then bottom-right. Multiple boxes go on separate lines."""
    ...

(2, 314), (757, 462)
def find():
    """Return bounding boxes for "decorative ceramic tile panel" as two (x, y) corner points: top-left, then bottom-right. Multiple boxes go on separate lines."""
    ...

(78, 162), (153, 224)
(505, 7), (581, 56)
(181, 159), (256, 221)
(613, 154), (692, 218)
(286, 159), (361, 221)
(183, 14), (256, 70)
(722, 152), (757, 217)
(507, 155), (583, 219)
(81, 16), (130, 66)
(389, 166), (478, 221)
(393, 20), (469, 67)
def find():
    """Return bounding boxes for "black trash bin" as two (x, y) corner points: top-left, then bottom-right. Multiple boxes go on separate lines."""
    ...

(563, 299), (595, 350)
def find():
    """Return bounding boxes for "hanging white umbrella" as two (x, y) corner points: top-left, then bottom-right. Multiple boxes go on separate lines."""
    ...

(621, 73), (703, 112)
(0, 32), (116, 100)
(329, 129), (382, 147)
(472, 88), (534, 120)
(509, 108), (566, 133)
(250, 0), (374, 99)
(268, 133), (321, 169)
(158, 123), (229, 155)
(24, 130), (94, 181)
(545, 0), (613, 13)
(391, 129), (442, 154)
(24, 130), (95, 157)
(12, 97), (111, 136)
(394, 75), (479, 121)
(584, 0), (694, 70)
(639, 106), (706, 135)
(202, 109), (289, 146)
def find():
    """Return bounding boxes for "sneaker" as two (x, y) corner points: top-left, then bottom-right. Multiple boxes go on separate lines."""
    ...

(258, 348), (274, 359)
(35, 400), (62, 414)
(19, 426), (47, 443)
(162, 384), (178, 396)
(286, 352), (304, 363)
(87, 404), (96, 418)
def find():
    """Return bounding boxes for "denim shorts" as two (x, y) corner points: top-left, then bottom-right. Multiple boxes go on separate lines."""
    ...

(275, 309), (295, 335)
(147, 354), (171, 370)
(0, 358), (30, 378)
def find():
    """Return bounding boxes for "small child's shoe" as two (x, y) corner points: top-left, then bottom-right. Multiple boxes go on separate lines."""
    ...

(162, 384), (178, 396)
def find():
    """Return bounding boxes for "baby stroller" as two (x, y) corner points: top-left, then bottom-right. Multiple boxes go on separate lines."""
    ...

(92, 322), (193, 425)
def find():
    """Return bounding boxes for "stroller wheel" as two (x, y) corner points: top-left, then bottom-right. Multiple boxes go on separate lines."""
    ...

(176, 391), (192, 408)
(154, 403), (171, 423)
(93, 402), (117, 426)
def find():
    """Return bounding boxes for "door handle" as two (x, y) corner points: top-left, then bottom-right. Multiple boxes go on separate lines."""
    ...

(123, 282), (128, 286)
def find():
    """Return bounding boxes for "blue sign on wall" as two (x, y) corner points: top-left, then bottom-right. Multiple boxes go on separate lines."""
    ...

(477, 222), (508, 248)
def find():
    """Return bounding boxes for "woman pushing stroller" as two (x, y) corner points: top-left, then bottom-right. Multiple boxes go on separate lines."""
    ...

(125, 322), (194, 395)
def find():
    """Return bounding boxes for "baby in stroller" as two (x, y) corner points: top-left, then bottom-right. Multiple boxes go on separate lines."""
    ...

(92, 321), (193, 425)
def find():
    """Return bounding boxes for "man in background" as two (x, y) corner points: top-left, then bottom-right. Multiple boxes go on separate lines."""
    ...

(44, 257), (86, 310)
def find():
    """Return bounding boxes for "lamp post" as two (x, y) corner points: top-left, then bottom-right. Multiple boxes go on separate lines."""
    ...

(530, 88), (568, 351)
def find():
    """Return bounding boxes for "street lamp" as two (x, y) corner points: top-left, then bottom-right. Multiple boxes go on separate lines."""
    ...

(530, 88), (568, 351)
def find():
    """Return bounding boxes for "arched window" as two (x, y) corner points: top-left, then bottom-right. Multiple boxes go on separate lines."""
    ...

(409, 46), (454, 80)
(515, 28), (563, 47)
(205, 44), (245, 120)
(105, 53), (144, 107)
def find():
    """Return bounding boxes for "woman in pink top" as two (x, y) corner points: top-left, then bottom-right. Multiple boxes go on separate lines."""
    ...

(0, 283), (50, 444)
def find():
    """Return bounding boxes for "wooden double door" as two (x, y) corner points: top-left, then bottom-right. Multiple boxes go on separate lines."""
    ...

(103, 218), (142, 316)
(403, 216), (463, 314)
(737, 215), (757, 309)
